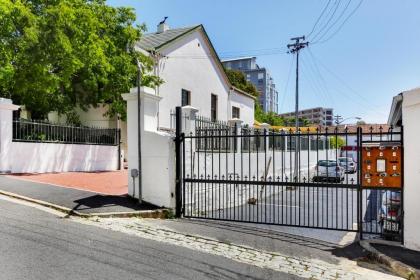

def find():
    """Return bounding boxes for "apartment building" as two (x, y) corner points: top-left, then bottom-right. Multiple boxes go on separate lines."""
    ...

(277, 107), (334, 126)
(222, 57), (278, 113)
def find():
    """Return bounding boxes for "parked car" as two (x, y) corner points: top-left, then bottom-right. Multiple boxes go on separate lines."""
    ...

(338, 157), (357, 174)
(312, 160), (345, 183)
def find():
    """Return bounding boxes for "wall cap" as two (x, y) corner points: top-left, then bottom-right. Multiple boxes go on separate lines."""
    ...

(0, 98), (20, 111)
(122, 87), (162, 102)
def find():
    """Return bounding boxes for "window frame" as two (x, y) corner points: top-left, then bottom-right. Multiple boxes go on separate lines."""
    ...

(232, 106), (240, 119)
(181, 89), (191, 107)
(211, 94), (218, 121)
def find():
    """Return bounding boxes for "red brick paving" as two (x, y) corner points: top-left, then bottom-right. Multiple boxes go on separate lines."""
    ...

(9, 170), (128, 195)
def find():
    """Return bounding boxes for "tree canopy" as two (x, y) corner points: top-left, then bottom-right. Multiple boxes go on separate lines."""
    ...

(0, 0), (160, 121)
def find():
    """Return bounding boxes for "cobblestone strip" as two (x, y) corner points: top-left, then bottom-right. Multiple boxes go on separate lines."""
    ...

(75, 217), (401, 280)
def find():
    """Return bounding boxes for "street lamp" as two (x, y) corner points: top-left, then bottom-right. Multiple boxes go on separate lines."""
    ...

(334, 115), (362, 125)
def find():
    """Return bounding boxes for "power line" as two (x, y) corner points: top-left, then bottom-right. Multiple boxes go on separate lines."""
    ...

(313, 0), (363, 44)
(307, 48), (387, 117)
(301, 52), (334, 107)
(300, 56), (330, 107)
(166, 49), (288, 60)
(310, 0), (342, 42)
(311, 0), (353, 44)
(306, 0), (332, 39)
(279, 54), (295, 113)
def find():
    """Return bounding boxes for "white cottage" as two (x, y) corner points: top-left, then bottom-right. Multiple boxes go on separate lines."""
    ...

(136, 22), (255, 129)
(44, 22), (255, 160)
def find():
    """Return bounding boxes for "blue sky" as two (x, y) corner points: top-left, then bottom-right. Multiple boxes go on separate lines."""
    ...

(108, 0), (420, 123)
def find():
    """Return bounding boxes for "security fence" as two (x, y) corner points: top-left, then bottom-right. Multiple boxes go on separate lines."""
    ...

(13, 119), (120, 145)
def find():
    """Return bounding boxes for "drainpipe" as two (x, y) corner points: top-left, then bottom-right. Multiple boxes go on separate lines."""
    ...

(136, 59), (143, 204)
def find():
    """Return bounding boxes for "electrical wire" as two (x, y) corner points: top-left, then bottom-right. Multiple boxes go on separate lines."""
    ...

(307, 47), (387, 117)
(311, 0), (353, 44)
(166, 49), (289, 60)
(312, 0), (363, 44)
(306, 0), (332, 39)
(279, 54), (295, 113)
(301, 52), (334, 107)
(309, 0), (342, 42)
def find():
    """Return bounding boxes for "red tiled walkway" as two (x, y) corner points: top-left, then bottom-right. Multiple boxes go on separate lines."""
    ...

(9, 170), (128, 195)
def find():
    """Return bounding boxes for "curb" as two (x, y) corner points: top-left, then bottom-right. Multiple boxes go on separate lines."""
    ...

(360, 240), (420, 280)
(0, 189), (170, 219)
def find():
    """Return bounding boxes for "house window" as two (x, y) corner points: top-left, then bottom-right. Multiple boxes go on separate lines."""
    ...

(181, 89), (191, 106)
(232, 106), (240, 119)
(211, 94), (218, 121)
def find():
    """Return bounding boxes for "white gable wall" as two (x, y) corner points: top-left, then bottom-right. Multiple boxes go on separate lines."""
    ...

(229, 91), (255, 126)
(155, 30), (230, 129)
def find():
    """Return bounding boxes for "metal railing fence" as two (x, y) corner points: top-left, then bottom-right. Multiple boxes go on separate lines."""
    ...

(13, 119), (119, 145)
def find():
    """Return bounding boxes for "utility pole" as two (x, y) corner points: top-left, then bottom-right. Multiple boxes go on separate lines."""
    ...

(334, 114), (343, 125)
(287, 36), (308, 182)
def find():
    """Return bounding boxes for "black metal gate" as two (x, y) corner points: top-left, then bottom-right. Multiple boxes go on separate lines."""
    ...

(174, 107), (403, 241)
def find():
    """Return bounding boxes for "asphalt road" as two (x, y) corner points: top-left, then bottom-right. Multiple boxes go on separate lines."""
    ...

(0, 196), (297, 280)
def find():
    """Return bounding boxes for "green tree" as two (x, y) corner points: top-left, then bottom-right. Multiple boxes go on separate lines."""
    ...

(224, 68), (259, 98)
(224, 68), (285, 125)
(329, 136), (345, 149)
(0, 0), (161, 121)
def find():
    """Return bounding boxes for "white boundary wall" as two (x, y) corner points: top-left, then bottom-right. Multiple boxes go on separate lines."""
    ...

(0, 98), (119, 174)
(11, 142), (118, 173)
(401, 88), (420, 251)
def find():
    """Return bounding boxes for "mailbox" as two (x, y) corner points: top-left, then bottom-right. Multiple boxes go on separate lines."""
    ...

(361, 142), (402, 188)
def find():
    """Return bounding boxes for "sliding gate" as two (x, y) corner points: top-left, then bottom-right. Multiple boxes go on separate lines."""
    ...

(174, 108), (403, 240)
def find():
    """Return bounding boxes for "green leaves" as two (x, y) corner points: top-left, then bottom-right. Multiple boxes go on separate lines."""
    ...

(0, 0), (159, 120)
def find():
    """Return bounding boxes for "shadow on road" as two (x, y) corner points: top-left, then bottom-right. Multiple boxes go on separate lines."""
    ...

(72, 195), (160, 213)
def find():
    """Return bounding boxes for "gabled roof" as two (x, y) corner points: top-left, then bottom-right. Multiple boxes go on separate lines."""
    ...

(136, 25), (201, 52)
(136, 25), (255, 101)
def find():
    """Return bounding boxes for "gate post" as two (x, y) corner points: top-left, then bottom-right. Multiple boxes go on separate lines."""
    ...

(175, 106), (183, 218)
(357, 127), (363, 240)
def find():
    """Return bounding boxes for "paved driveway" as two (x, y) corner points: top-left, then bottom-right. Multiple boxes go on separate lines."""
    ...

(8, 170), (128, 195)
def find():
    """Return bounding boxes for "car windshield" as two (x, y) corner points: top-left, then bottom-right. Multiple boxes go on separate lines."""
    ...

(338, 158), (352, 163)
(318, 160), (337, 167)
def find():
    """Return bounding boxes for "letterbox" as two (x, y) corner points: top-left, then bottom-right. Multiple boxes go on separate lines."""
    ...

(361, 142), (402, 188)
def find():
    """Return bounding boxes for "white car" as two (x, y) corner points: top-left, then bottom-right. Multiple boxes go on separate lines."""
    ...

(313, 160), (345, 183)
(338, 157), (357, 174)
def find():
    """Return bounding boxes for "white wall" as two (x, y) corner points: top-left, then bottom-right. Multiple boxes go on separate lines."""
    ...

(11, 142), (118, 173)
(154, 30), (231, 129)
(142, 131), (175, 208)
(48, 105), (128, 162)
(402, 88), (420, 251)
(229, 90), (255, 126)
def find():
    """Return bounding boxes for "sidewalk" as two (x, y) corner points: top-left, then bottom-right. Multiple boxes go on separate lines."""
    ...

(75, 216), (403, 279)
(360, 240), (420, 279)
(0, 175), (160, 215)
